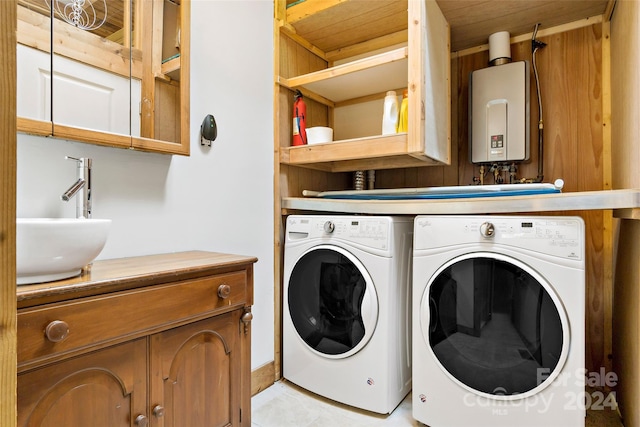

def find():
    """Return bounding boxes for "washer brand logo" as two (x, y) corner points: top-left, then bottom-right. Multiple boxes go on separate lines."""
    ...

(416, 220), (431, 228)
(366, 378), (375, 386)
(419, 394), (427, 403)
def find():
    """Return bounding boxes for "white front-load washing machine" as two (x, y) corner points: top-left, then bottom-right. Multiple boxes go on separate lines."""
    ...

(283, 215), (413, 414)
(412, 215), (585, 427)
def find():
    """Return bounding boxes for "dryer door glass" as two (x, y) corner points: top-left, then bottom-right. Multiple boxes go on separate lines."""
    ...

(288, 247), (377, 356)
(426, 255), (564, 396)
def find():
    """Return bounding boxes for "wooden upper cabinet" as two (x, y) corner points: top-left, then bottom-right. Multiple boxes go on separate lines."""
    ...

(16, 0), (190, 155)
(133, 0), (190, 155)
(16, 3), (53, 137)
(276, 0), (451, 172)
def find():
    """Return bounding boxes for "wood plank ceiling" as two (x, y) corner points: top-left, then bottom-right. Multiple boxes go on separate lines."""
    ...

(286, 0), (610, 53)
(439, 0), (610, 51)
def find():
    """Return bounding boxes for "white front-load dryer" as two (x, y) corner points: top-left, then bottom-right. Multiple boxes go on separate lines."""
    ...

(283, 215), (413, 414)
(412, 215), (585, 427)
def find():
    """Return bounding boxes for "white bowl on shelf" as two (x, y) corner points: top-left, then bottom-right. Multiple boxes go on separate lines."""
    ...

(306, 127), (333, 145)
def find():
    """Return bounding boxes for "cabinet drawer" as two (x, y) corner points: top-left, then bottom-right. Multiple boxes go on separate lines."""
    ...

(18, 271), (247, 369)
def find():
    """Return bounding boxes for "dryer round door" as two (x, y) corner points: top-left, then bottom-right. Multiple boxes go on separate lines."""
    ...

(287, 245), (379, 359)
(419, 252), (570, 400)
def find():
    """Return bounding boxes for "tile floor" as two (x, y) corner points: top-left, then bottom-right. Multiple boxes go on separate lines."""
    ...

(251, 380), (625, 427)
(251, 380), (418, 427)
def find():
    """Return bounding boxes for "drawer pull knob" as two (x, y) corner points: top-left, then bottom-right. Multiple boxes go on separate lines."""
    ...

(217, 284), (231, 299)
(134, 414), (148, 426)
(45, 320), (70, 343)
(153, 405), (165, 418)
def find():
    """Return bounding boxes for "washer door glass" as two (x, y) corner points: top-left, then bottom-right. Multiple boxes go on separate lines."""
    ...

(422, 253), (568, 398)
(288, 246), (378, 358)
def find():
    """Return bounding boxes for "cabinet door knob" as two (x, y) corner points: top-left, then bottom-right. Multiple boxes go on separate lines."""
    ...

(241, 309), (253, 335)
(153, 405), (165, 418)
(45, 320), (70, 343)
(217, 284), (231, 299)
(134, 414), (148, 426)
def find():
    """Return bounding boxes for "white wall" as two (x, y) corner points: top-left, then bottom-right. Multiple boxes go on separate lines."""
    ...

(16, 0), (275, 371)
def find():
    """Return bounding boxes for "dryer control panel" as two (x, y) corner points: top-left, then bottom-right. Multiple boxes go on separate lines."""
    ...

(414, 215), (584, 260)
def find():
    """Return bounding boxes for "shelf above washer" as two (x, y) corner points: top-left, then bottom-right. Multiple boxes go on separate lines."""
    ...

(282, 189), (640, 217)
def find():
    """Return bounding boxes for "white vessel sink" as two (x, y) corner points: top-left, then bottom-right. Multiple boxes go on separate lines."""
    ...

(17, 218), (111, 285)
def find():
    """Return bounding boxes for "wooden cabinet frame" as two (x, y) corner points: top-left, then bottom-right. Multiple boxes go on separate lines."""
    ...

(15, 0), (190, 155)
(276, 0), (450, 172)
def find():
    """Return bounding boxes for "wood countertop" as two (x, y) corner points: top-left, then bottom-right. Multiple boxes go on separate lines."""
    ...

(282, 189), (640, 218)
(17, 251), (258, 309)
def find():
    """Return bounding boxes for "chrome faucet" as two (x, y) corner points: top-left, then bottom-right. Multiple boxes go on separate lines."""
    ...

(61, 156), (92, 219)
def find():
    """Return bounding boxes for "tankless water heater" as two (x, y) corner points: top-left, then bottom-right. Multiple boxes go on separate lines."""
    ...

(469, 61), (530, 164)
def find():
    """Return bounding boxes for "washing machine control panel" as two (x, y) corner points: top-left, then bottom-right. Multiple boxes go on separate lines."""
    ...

(479, 221), (495, 237)
(323, 221), (335, 234)
(415, 215), (584, 260)
(287, 216), (394, 252)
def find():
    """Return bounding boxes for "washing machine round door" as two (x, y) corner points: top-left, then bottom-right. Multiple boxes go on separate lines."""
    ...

(420, 252), (570, 399)
(287, 245), (379, 359)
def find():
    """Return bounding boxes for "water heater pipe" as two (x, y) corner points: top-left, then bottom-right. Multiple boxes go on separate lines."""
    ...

(532, 23), (547, 182)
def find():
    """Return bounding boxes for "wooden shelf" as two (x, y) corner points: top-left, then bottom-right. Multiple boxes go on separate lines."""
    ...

(277, 1), (450, 173)
(160, 55), (180, 81)
(279, 47), (408, 102)
(282, 189), (640, 216)
(285, 0), (408, 53)
(280, 133), (441, 172)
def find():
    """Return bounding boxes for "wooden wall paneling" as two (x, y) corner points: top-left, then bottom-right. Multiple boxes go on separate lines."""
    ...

(366, 166), (445, 192)
(374, 168), (415, 189)
(0, 0), (17, 425)
(537, 24), (608, 374)
(583, 209), (608, 372)
(613, 220), (640, 427)
(537, 32), (577, 188)
(454, 49), (489, 185)
(610, 1), (640, 425)
(611, 0), (640, 190)
(600, 15), (614, 397)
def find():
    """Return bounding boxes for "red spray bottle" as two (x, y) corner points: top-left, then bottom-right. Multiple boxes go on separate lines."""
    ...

(292, 90), (307, 146)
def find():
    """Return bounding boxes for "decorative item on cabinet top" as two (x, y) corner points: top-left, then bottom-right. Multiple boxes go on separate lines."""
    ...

(45, 0), (107, 30)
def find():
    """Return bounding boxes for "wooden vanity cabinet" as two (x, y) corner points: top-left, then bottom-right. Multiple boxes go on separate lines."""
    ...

(150, 312), (244, 427)
(17, 251), (256, 427)
(18, 339), (148, 427)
